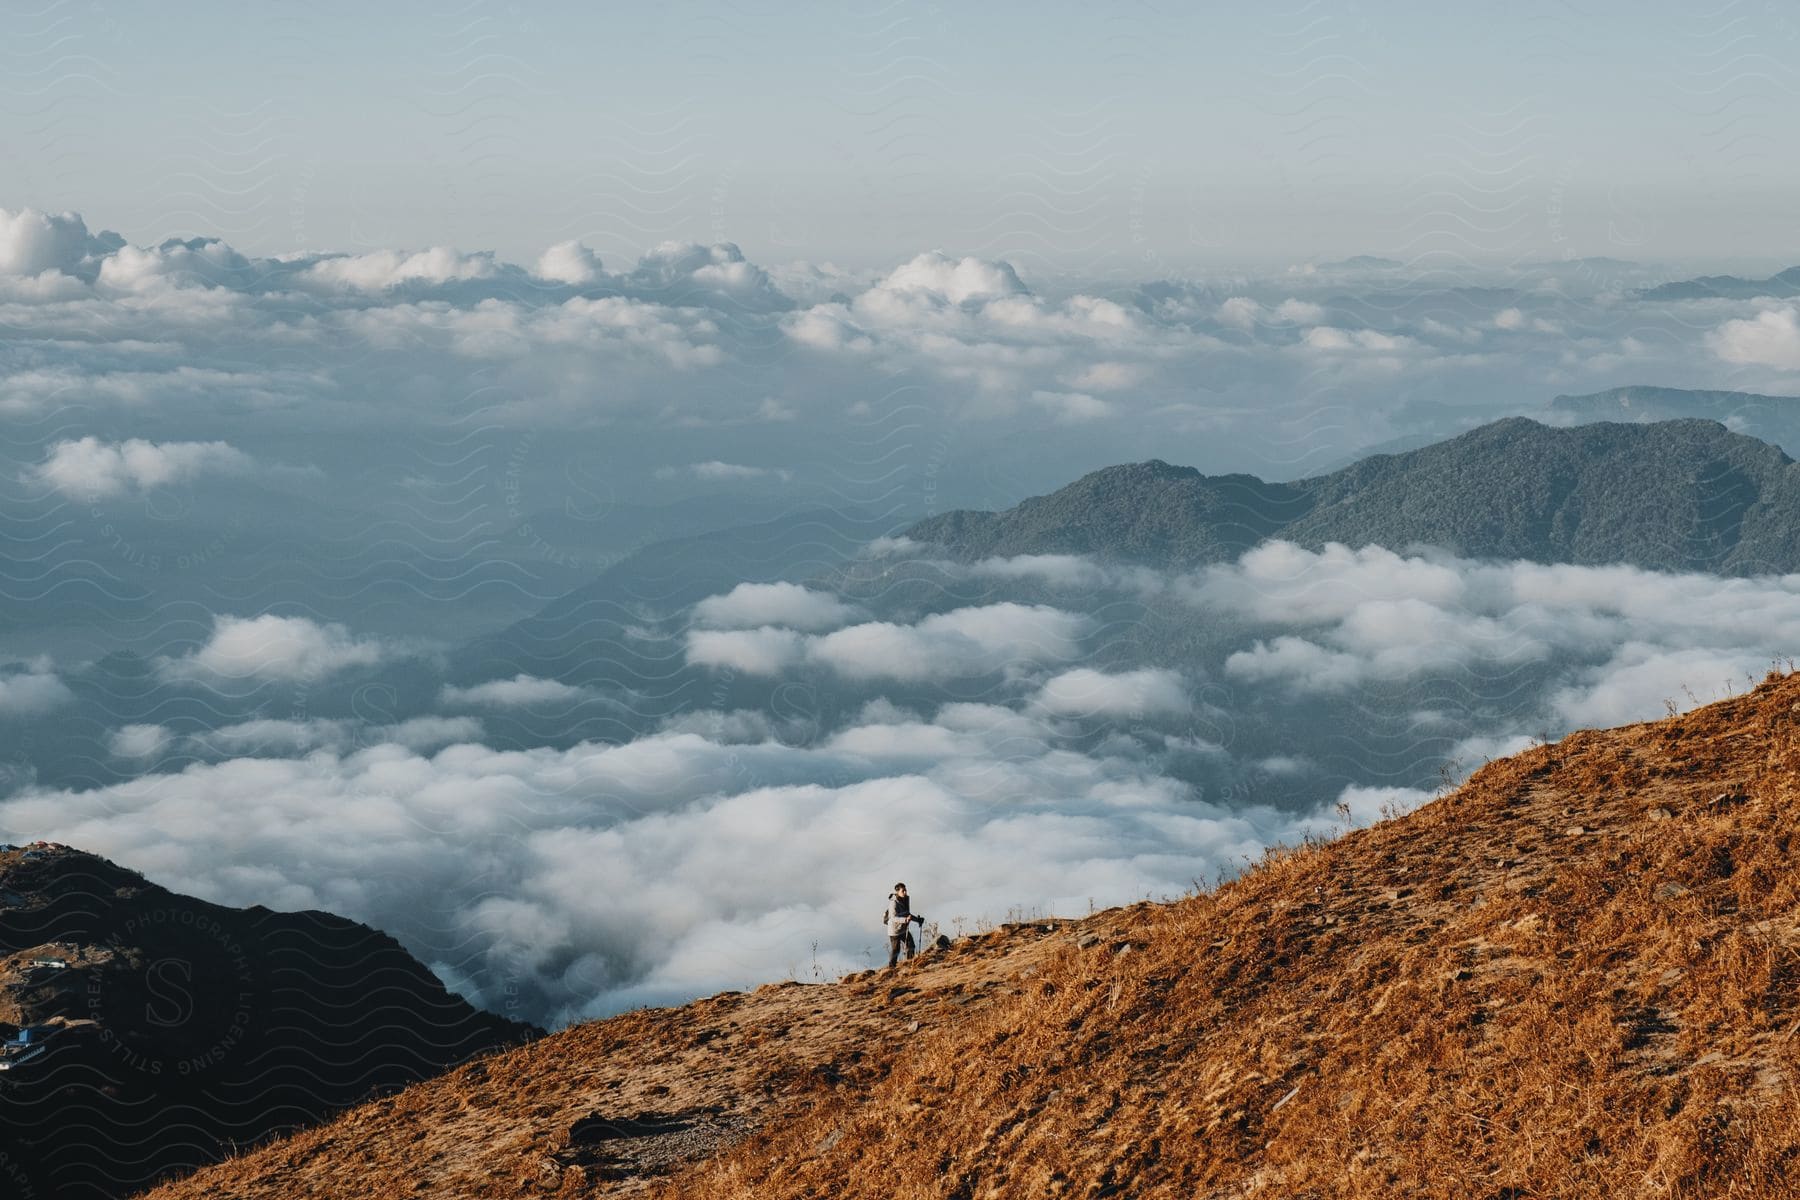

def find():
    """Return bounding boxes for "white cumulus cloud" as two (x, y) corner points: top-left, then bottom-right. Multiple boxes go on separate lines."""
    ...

(684, 601), (1090, 682)
(534, 240), (603, 285)
(300, 246), (501, 291)
(0, 207), (117, 279)
(1033, 668), (1191, 718)
(26, 437), (252, 499)
(0, 662), (74, 716)
(109, 723), (174, 759)
(440, 675), (591, 708)
(806, 603), (1090, 682)
(875, 251), (1028, 305)
(684, 627), (808, 675)
(1195, 542), (1799, 725)
(1706, 307), (1800, 370)
(161, 615), (392, 683)
(692, 583), (861, 631)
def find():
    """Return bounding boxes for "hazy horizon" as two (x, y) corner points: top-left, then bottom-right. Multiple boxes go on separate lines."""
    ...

(10, 2), (1799, 271)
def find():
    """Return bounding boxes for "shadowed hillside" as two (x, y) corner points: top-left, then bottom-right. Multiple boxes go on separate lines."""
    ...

(908, 418), (1800, 575)
(0, 847), (535, 1199)
(143, 668), (1800, 1198)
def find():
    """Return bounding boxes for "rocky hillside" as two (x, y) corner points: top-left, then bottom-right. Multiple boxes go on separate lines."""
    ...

(144, 668), (1800, 1198)
(907, 417), (1800, 574)
(0, 846), (535, 1199)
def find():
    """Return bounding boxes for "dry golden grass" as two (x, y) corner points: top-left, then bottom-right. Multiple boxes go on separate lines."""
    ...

(134, 906), (1084, 1198)
(145, 671), (1800, 1198)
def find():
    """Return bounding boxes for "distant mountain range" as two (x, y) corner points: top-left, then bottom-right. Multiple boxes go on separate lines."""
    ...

(1310, 385), (1800, 473)
(1314, 255), (1402, 270)
(907, 417), (1800, 575)
(1637, 265), (1800, 301)
(1549, 385), (1800, 438)
(464, 505), (887, 683)
(0, 844), (535, 1199)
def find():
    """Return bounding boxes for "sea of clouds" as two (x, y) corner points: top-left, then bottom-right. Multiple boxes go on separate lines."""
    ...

(5, 537), (1797, 1023)
(5, 205), (1800, 1023)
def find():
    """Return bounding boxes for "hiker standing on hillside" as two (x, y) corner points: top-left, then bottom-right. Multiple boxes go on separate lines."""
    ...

(884, 882), (923, 968)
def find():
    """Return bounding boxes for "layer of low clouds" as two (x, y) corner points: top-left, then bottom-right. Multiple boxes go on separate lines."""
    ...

(686, 602), (1090, 682)
(0, 204), (1754, 468)
(1, 697), (1349, 1025)
(8, 202), (1800, 1029)
(301, 247), (502, 291)
(11, 534), (1800, 1026)
(109, 715), (482, 762)
(1193, 541), (1796, 728)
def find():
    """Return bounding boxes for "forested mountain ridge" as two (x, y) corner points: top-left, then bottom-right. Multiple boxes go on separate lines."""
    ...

(908, 417), (1800, 574)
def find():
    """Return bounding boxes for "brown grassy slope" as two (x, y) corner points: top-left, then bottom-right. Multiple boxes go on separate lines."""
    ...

(657, 672), (1800, 1200)
(149, 671), (1800, 1199)
(135, 913), (1086, 1199)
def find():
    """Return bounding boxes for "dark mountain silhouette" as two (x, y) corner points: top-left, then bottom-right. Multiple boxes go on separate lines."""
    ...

(0, 844), (536, 1199)
(906, 417), (1800, 574)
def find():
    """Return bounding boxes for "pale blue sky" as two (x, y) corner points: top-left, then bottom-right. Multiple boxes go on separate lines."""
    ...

(6, 1), (1797, 271)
